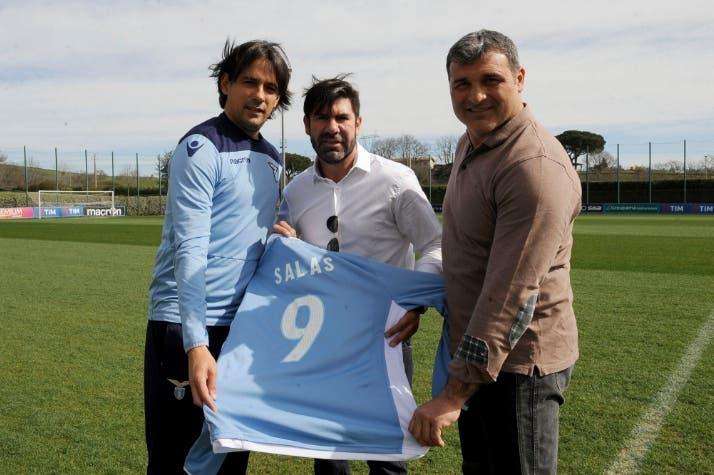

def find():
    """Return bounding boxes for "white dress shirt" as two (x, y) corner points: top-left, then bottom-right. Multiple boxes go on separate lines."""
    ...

(278, 144), (442, 274)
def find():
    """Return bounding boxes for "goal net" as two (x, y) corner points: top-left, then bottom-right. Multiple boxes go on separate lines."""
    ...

(37, 190), (118, 219)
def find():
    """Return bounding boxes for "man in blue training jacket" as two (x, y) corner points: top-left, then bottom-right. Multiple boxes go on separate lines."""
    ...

(144, 39), (292, 475)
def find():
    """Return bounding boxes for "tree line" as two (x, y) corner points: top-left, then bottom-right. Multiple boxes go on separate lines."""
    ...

(3, 130), (711, 192)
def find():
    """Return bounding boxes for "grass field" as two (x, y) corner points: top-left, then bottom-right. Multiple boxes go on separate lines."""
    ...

(1, 215), (712, 474)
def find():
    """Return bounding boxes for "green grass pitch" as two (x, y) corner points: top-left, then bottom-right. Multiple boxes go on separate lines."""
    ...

(1, 215), (712, 474)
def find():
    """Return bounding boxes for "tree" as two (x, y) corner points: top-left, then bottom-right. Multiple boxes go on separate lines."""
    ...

(433, 135), (458, 164)
(703, 154), (713, 179)
(158, 150), (172, 184)
(359, 134), (379, 152)
(555, 130), (605, 169)
(119, 164), (136, 195)
(654, 160), (683, 173)
(370, 137), (400, 160)
(396, 134), (429, 164)
(0, 150), (7, 164)
(369, 135), (433, 163)
(588, 151), (616, 170)
(285, 153), (312, 179)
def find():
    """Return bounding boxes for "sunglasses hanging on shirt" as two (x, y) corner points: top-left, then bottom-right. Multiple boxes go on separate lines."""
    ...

(326, 215), (339, 252)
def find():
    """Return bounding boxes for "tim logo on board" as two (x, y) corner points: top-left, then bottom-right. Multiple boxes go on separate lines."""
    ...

(696, 204), (714, 214)
(84, 207), (125, 217)
(63, 207), (83, 217)
(42, 208), (59, 217)
(665, 204), (687, 213)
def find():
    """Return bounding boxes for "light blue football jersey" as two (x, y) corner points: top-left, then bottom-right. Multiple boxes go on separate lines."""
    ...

(148, 113), (283, 351)
(184, 236), (446, 474)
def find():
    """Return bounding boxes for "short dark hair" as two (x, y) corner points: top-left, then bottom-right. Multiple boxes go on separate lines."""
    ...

(446, 30), (520, 76)
(209, 39), (292, 113)
(303, 74), (360, 117)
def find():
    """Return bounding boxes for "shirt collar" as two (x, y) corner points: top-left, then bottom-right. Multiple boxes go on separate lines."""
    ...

(312, 142), (371, 182)
(467, 103), (532, 154)
(483, 103), (534, 149)
(353, 144), (371, 173)
(218, 112), (263, 142)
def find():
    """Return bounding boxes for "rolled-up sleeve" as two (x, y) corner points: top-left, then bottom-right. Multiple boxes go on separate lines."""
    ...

(449, 156), (575, 383)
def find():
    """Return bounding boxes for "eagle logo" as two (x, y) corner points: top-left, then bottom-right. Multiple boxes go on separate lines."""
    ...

(268, 162), (281, 183)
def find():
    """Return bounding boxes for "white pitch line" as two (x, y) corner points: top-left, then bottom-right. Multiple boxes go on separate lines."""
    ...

(605, 309), (714, 475)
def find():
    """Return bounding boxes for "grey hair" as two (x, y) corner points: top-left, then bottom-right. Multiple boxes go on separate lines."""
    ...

(446, 30), (520, 76)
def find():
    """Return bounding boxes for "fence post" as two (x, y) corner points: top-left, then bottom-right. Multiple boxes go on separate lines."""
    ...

(55, 147), (59, 190)
(615, 144), (620, 204)
(585, 146), (589, 205)
(85, 149), (89, 194)
(24, 146), (28, 205)
(683, 139), (687, 203)
(136, 152), (140, 213)
(648, 142), (652, 203)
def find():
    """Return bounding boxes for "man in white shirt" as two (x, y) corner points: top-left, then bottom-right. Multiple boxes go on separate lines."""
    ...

(273, 75), (442, 475)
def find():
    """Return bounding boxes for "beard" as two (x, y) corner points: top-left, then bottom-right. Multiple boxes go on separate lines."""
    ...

(311, 135), (357, 165)
(236, 117), (262, 136)
(235, 110), (267, 137)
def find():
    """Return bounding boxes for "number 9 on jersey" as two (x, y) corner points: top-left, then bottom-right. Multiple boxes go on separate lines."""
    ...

(280, 295), (325, 363)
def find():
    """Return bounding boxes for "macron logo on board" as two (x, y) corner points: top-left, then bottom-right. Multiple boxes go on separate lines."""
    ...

(85, 208), (125, 217)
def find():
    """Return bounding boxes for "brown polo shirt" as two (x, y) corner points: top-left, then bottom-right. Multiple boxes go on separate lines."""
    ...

(443, 105), (581, 385)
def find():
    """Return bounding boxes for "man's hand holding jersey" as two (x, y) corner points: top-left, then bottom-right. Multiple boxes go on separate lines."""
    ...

(272, 220), (421, 344)
(188, 345), (218, 413)
(409, 377), (480, 447)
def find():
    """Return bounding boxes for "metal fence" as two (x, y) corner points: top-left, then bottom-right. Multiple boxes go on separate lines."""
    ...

(579, 140), (713, 204)
(0, 146), (168, 208)
(2, 139), (713, 210)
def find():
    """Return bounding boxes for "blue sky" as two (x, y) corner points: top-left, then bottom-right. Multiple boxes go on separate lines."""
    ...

(1, 0), (712, 171)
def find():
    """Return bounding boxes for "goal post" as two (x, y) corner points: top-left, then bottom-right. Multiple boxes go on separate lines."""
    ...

(37, 190), (119, 219)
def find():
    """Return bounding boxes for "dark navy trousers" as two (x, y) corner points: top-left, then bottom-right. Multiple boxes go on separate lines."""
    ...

(144, 321), (249, 475)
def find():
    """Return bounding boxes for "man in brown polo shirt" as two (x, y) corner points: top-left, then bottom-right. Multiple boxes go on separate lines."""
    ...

(409, 30), (582, 474)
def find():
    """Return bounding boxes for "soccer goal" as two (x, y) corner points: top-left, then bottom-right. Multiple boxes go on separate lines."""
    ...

(37, 190), (117, 219)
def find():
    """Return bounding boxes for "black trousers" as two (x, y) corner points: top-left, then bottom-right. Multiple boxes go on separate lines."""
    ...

(458, 367), (573, 475)
(313, 340), (413, 475)
(144, 320), (249, 475)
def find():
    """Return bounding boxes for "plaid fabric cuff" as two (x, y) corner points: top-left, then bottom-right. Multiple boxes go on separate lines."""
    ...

(455, 334), (488, 366)
(509, 294), (537, 348)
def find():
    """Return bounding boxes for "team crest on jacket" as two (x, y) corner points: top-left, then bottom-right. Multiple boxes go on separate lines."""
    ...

(268, 162), (280, 183)
(187, 140), (204, 157)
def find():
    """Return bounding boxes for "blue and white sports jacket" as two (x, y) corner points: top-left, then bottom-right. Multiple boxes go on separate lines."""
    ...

(185, 236), (447, 474)
(148, 113), (283, 351)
